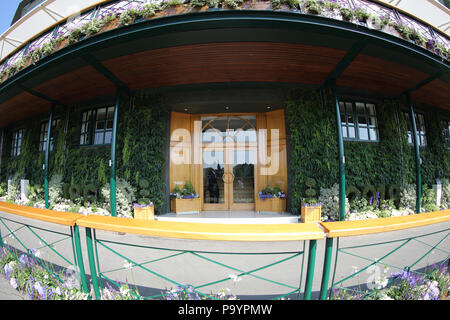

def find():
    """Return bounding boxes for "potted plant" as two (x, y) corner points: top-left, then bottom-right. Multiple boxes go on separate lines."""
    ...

(133, 202), (154, 220)
(170, 182), (201, 214)
(255, 184), (286, 214)
(301, 178), (322, 223)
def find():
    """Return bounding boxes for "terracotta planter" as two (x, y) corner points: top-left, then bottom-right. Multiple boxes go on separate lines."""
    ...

(171, 197), (201, 214)
(440, 291), (448, 300)
(256, 197), (286, 214)
(133, 205), (155, 220)
(301, 205), (321, 223)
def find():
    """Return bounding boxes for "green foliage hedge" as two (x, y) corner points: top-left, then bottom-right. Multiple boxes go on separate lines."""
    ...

(286, 88), (450, 214)
(0, 93), (168, 215)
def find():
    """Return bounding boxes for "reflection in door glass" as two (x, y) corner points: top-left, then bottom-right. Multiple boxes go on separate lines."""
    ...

(233, 150), (255, 204)
(203, 151), (225, 204)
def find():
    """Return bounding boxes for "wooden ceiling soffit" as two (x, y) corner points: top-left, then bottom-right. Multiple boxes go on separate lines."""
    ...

(337, 54), (431, 97)
(0, 91), (50, 127)
(100, 42), (347, 90)
(410, 79), (450, 111)
(31, 65), (117, 106)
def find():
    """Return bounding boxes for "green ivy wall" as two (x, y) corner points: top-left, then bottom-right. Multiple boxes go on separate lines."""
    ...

(286, 88), (450, 214)
(0, 93), (169, 214)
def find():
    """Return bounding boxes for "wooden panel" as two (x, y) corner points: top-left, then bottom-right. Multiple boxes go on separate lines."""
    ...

(169, 112), (192, 194)
(411, 79), (450, 111)
(102, 42), (347, 90)
(32, 65), (117, 105)
(256, 109), (288, 209)
(337, 54), (431, 97)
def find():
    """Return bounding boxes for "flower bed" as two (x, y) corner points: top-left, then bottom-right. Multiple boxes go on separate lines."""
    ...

(330, 264), (450, 300)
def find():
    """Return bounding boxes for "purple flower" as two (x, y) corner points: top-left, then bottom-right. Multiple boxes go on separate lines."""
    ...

(9, 277), (18, 289)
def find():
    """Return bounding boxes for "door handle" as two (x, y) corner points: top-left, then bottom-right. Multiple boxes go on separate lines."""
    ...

(222, 172), (235, 184)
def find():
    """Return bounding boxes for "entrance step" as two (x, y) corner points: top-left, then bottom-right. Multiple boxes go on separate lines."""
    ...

(156, 211), (300, 224)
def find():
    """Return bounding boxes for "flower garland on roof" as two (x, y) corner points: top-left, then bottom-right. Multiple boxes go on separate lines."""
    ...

(0, 0), (448, 83)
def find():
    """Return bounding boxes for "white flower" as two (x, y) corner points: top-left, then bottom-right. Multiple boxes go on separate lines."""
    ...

(123, 260), (133, 270)
(229, 274), (242, 283)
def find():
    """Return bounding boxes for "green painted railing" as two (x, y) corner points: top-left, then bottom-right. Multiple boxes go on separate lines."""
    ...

(0, 204), (89, 296)
(84, 227), (310, 300)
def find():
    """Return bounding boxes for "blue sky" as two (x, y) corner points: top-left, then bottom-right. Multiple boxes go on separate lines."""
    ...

(0, 1), (22, 35)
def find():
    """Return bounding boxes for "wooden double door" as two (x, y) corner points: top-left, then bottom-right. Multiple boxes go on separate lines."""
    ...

(170, 111), (287, 212)
(202, 115), (256, 211)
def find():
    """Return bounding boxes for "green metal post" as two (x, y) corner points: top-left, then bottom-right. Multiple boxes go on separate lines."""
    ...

(319, 237), (334, 300)
(73, 225), (89, 294)
(304, 240), (317, 300)
(110, 91), (121, 217)
(331, 83), (346, 221)
(85, 227), (101, 299)
(407, 94), (421, 213)
(44, 105), (54, 209)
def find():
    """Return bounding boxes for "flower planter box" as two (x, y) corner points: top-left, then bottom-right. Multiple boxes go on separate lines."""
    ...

(133, 205), (154, 220)
(301, 205), (321, 223)
(171, 197), (201, 214)
(255, 197), (286, 214)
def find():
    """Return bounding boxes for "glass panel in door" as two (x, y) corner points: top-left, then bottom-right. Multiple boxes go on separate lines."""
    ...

(233, 150), (255, 204)
(203, 150), (225, 205)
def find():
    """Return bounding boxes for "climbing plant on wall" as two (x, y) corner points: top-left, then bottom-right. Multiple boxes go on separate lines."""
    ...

(286, 88), (339, 214)
(286, 89), (450, 215)
(116, 93), (168, 214)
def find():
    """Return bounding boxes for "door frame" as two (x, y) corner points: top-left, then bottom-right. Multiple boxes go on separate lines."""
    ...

(198, 113), (258, 211)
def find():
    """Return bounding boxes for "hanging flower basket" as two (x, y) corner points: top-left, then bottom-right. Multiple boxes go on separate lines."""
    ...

(301, 203), (322, 223)
(133, 203), (154, 220)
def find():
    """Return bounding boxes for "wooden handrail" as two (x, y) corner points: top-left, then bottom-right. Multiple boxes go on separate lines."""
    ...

(75, 214), (325, 241)
(0, 201), (82, 226)
(320, 209), (450, 238)
(1, 201), (449, 240)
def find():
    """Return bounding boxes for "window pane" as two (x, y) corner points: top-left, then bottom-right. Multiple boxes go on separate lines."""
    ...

(96, 121), (105, 130)
(348, 126), (355, 138)
(94, 132), (104, 145)
(359, 126), (369, 140)
(345, 102), (353, 114)
(97, 108), (107, 121)
(407, 132), (413, 144)
(105, 131), (112, 144)
(355, 102), (366, 115)
(369, 128), (378, 141)
(420, 135), (427, 146)
(367, 104), (376, 116)
(107, 107), (115, 119)
(339, 102), (345, 114)
(369, 117), (377, 126)
(347, 114), (354, 124)
(358, 116), (367, 125)
(342, 126), (348, 138)
(106, 120), (114, 130)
